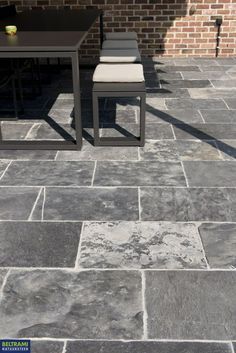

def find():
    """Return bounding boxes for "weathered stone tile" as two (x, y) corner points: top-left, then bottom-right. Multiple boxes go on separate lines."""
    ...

(94, 161), (186, 186)
(139, 140), (179, 161)
(183, 72), (230, 80)
(162, 80), (211, 88)
(0, 269), (7, 288)
(105, 97), (141, 111)
(0, 161), (9, 178)
(199, 223), (236, 269)
(189, 88), (236, 99)
(193, 58), (219, 65)
(200, 110), (236, 123)
(146, 88), (190, 99)
(145, 109), (203, 124)
(0, 222), (81, 267)
(146, 98), (167, 110)
(0, 270), (143, 339)
(0, 150), (57, 160)
(200, 65), (235, 72)
(101, 109), (137, 124)
(26, 123), (75, 141)
(0, 161), (94, 186)
(79, 222), (206, 269)
(156, 65), (201, 72)
(233, 342), (236, 352)
(224, 98), (236, 109)
(101, 123), (174, 140)
(216, 58), (236, 65)
(56, 140), (138, 161)
(42, 187), (139, 221)
(0, 187), (39, 220)
(173, 123), (236, 140)
(140, 187), (234, 221)
(31, 341), (64, 353)
(184, 161), (236, 187)
(145, 271), (236, 339)
(157, 72), (183, 80)
(165, 99), (227, 110)
(216, 140), (236, 160)
(212, 80), (236, 88)
(0, 122), (33, 140)
(66, 341), (233, 353)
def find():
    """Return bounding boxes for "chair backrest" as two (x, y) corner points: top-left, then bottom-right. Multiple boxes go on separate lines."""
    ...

(0, 5), (16, 20)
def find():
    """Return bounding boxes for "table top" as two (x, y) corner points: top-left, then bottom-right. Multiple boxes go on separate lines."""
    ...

(0, 9), (102, 52)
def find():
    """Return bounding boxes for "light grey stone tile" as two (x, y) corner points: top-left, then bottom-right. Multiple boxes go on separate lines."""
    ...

(42, 187), (139, 221)
(31, 341), (64, 353)
(200, 110), (236, 123)
(0, 161), (9, 178)
(233, 342), (236, 352)
(216, 58), (236, 65)
(174, 58), (197, 65)
(157, 72), (183, 80)
(146, 98), (167, 110)
(0, 270), (143, 339)
(183, 161), (236, 187)
(193, 58), (219, 65)
(200, 65), (235, 72)
(79, 222), (206, 269)
(56, 140), (138, 161)
(0, 187), (39, 220)
(0, 161), (94, 186)
(139, 140), (179, 161)
(212, 80), (236, 88)
(105, 97), (141, 111)
(101, 123), (174, 140)
(0, 122), (33, 140)
(101, 109), (137, 124)
(182, 72), (230, 80)
(156, 65), (201, 72)
(66, 341), (233, 353)
(140, 187), (234, 222)
(94, 161), (186, 186)
(145, 271), (236, 339)
(0, 150), (57, 160)
(199, 223), (236, 269)
(146, 88), (190, 99)
(224, 99), (236, 109)
(165, 99), (227, 110)
(216, 140), (236, 160)
(0, 222), (81, 267)
(25, 123), (75, 141)
(145, 109), (203, 124)
(161, 80), (211, 88)
(189, 88), (236, 99)
(0, 269), (7, 288)
(173, 123), (236, 140)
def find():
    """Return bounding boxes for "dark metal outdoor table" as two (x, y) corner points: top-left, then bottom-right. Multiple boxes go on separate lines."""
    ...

(0, 9), (103, 150)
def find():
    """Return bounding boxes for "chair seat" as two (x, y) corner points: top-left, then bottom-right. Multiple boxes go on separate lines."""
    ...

(93, 64), (145, 83)
(100, 49), (141, 63)
(102, 40), (138, 50)
(105, 32), (138, 41)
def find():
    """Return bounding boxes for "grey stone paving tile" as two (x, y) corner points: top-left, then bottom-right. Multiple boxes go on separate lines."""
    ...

(0, 150), (57, 160)
(200, 65), (235, 72)
(0, 187), (39, 220)
(193, 58), (219, 65)
(25, 123), (75, 141)
(216, 140), (236, 160)
(173, 123), (236, 140)
(156, 65), (201, 72)
(66, 341), (233, 353)
(29, 188), (44, 221)
(0, 222), (82, 267)
(157, 72), (183, 80)
(183, 161), (236, 187)
(199, 223), (236, 269)
(106, 97), (142, 111)
(56, 140), (138, 161)
(182, 72), (230, 80)
(101, 123), (174, 140)
(101, 109), (137, 124)
(189, 88), (236, 99)
(94, 161), (186, 186)
(146, 98), (167, 110)
(0, 270), (143, 339)
(165, 98), (227, 110)
(224, 99), (236, 109)
(0, 161), (94, 186)
(31, 341), (64, 353)
(145, 271), (236, 340)
(41, 187), (139, 221)
(0, 269), (7, 288)
(212, 80), (236, 88)
(146, 88), (190, 99)
(233, 342), (236, 352)
(200, 110), (236, 123)
(0, 122), (33, 140)
(0, 161), (9, 178)
(174, 58), (197, 65)
(161, 80), (211, 89)
(139, 140), (179, 161)
(216, 58), (236, 65)
(79, 221), (206, 269)
(145, 109), (203, 124)
(140, 187), (234, 221)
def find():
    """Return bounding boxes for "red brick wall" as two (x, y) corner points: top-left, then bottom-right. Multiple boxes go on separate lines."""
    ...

(2, 0), (236, 58)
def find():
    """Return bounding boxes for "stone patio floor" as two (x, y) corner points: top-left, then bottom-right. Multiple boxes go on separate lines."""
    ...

(0, 57), (236, 353)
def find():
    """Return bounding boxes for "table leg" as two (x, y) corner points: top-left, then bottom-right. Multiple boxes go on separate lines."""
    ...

(71, 52), (82, 150)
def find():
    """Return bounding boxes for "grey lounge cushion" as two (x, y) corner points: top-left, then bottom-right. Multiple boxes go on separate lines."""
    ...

(100, 49), (141, 63)
(105, 32), (138, 40)
(102, 40), (138, 50)
(93, 64), (145, 83)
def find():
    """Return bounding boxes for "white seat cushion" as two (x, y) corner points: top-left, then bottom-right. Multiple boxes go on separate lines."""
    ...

(100, 49), (141, 63)
(105, 32), (138, 41)
(102, 40), (138, 50)
(93, 64), (144, 83)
